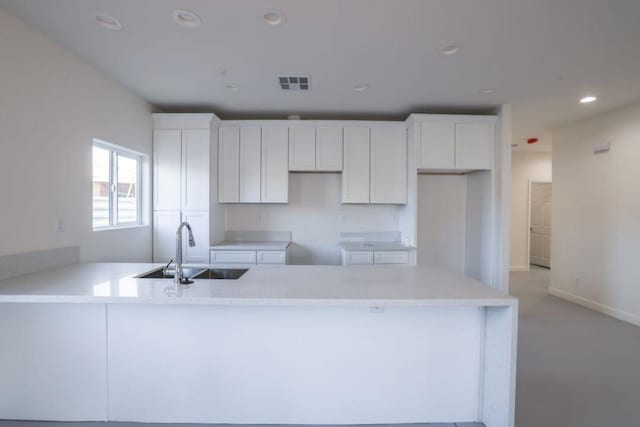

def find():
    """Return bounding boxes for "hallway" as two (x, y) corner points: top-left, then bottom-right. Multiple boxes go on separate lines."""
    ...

(511, 267), (640, 427)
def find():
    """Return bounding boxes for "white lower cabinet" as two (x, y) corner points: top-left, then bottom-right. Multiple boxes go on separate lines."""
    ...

(210, 249), (289, 265)
(342, 249), (410, 265)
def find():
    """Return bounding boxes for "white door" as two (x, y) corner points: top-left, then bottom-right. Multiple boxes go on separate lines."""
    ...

(370, 125), (407, 204)
(419, 120), (454, 169)
(316, 126), (343, 171)
(153, 130), (181, 211)
(153, 211), (181, 262)
(341, 127), (370, 203)
(239, 126), (261, 203)
(261, 127), (289, 203)
(454, 121), (494, 170)
(218, 127), (240, 203)
(181, 129), (209, 211)
(530, 182), (552, 268)
(182, 211), (209, 264)
(289, 127), (316, 171)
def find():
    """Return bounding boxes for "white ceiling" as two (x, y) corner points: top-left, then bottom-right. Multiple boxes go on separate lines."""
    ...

(3, 0), (640, 152)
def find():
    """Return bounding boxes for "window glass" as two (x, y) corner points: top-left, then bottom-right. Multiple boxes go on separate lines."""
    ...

(92, 146), (111, 228)
(117, 154), (138, 224)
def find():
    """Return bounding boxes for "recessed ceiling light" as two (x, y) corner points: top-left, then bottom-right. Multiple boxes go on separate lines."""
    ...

(580, 95), (597, 104)
(94, 13), (122, 31)
(479, 88), (496, 94)
(440, 44), (459, 55)
(173, 9), (202, 28)
(225, 83), (240, 91)
(264, 10), (286, 27)
(354, 83), (370, 92)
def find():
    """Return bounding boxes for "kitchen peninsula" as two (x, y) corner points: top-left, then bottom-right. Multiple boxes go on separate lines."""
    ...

(0, 262), (517, 427)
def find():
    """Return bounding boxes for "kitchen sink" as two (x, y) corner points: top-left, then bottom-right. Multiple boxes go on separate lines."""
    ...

(135, 267), (205, 279)
(135, 267), (247, 280)
(191, 268), (248, 280)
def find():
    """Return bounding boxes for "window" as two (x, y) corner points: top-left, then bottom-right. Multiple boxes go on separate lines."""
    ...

(92, 140), (143, 229)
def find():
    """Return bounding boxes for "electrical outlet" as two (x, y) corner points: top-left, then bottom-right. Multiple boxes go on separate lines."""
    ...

(56, 217), (65, 233)
(257, 214), (264, 223)
(370, 306), (385, 314)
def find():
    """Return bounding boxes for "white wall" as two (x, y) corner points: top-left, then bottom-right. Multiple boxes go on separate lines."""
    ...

(225, 174), (401, 265)
(551, 101), (640, 326)
(0, 9), (152, 262)
(509, 151), (552, 271)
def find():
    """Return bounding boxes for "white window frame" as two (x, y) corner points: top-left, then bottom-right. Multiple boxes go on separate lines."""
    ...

(93, 139), (144, 230)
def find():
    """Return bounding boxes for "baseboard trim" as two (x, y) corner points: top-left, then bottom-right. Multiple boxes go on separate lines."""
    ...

(549, 287), (640, 327)
(509, 266), (530, 272)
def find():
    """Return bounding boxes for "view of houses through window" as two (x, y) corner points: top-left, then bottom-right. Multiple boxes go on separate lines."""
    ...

(92, 140), (141, 229)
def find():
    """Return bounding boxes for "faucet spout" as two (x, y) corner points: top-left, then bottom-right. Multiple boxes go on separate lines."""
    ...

(175, 221), (196, 284)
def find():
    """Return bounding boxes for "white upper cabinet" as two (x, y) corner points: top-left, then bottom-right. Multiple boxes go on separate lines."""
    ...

(419, 120), (455, 170)
(455, 121), (494, 170)
(342, 127), (371, 203)
(289, 127), (316, 171)
(239, 127), (261, 203)
(218, 127), (240, 203)
(316, 126), (343, 171)
(415, 116), (495, 171)
(261, 127), (289, 203)
(370, 125), (407, 204)
(153, 130), (182, 211)
(181, 129), (209, 211)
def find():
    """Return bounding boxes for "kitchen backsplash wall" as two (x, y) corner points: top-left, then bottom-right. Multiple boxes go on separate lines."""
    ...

(225, 173), (401, 265)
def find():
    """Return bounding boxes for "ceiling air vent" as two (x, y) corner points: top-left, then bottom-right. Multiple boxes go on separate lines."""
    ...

(278, 76), (310, 91)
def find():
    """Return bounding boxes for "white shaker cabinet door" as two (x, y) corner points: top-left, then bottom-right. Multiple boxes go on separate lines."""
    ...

(181, 210), (210, 264)
(341, 127), (370, 203)
(153, 211), (181, 262)
(455, 121), (494, 170)
(153, 130), (182, 211)
(316, 126), (343, 171)
(370, 125), (407, 204)
(181, 129), (210, 211)
(218, 127), (240, 203)
(239, 126), (261, 203)
(419, 120), (455, 170)
(261, 127), (289, 203)
(289, 126), (316, 171)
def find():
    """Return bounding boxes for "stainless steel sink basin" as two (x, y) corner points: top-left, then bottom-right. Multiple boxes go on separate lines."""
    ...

(136, 267), (247, 280)
(135, 267), (205, 279)
(192, 268), (248, 280)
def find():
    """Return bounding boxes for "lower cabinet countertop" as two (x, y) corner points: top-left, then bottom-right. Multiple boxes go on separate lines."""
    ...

(0, 263), (515, 307)
(211, 241), (291, 251)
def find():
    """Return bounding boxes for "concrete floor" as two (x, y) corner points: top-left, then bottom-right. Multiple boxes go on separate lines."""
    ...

(512, 266), (640, 427)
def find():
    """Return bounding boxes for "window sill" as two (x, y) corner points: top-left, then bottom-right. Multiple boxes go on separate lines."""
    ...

(93, 224), (149, 232)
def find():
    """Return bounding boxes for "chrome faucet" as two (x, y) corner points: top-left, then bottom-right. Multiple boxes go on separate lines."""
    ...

(174, 221), (196, 284)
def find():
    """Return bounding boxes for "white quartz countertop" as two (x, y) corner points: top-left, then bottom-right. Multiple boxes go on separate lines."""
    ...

(339, 241), (416, 251)
(0, 263), (515, 307)
(211, 241), (291, 250)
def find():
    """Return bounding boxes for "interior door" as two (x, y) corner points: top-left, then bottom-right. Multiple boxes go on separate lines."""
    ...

(530, 182), (552, 268)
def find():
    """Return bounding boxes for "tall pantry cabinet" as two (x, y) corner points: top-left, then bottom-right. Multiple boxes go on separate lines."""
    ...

(152, 114), (216, 263)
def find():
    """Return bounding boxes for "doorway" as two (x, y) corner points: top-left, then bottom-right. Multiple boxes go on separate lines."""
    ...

(528, 181), (552, 268)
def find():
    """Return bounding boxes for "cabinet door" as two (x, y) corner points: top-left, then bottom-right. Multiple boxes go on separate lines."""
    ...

(341, 127), (370, 203)
(153, 130), (181, 211)
(455, 121), (494, 170)
(257, 250), (287, 264)
(373, 251), (410, 264)
(210, 251), (257, 264)
(316, 126), (343, 171)
(261, 127), (289, 203)
(218, 127), (240, 203)
(181, 129), (209, 211)
(370, 126), (407, 204)
(419, 120), (455, 169)
(342, 250), (374, 265)
(153, 211), (181, 262)
(289, 127), (316, 171)
(239, 127), (261, 203)
(182, 211), (209, 264)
